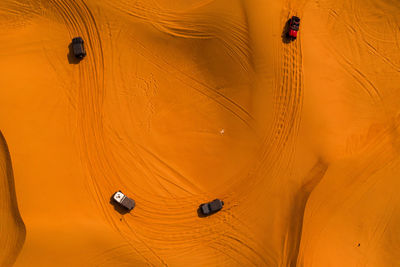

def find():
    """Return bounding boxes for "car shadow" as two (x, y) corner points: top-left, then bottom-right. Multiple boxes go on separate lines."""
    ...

(109, 195), (130, 215)
(281, 18), (293, 44)
(67, 43), (81, 64)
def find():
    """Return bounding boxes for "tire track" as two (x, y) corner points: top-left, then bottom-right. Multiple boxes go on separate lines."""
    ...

(105, 130), (200, 198)
(321, 0), (390, 104)
(321, 36), (383, 104)
(231, 12), (304, 199)
(114, 0), (251, 71)
(52, 0), (115, 232)
(95, 14), (262, 260)
(0, 0), (41, 28)
(48, 0), (163, 265)
(352, 0), (400, 72)
(127, 37), (254, 129)
(204, 8), (305, 265)
(316, 13), (382, 104)
(352, 0), (400, 43)
(105, 0), (255, 129)
(48, 1), (295, 265)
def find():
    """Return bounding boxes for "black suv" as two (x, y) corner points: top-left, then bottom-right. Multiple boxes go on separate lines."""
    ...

(200, 199), (224, 216)
(72, 37), (86, 59)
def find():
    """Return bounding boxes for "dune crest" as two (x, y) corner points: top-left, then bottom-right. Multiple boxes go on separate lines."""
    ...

(0, 132), (26, 266)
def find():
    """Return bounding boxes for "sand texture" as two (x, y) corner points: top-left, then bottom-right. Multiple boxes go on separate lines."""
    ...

(0, 0), (400, 266)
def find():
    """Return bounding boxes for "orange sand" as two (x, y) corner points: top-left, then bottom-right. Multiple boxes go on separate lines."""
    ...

(0, 0), (400, 266)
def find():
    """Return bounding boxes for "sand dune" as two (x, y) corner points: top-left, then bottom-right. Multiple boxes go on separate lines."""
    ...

(0, 132), (26, 266)
(0, 0), (399, 265)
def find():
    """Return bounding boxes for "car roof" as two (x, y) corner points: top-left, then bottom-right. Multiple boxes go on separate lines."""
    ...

(72, 37), (84, 43)
(209, 199), (223, 211)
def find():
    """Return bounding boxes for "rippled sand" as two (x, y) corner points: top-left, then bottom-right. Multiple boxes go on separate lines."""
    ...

(0, 0), (399, 266)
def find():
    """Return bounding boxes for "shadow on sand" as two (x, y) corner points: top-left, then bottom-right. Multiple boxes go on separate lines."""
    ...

(109, 196), (130, 215)
(67, 43), (82, 64)
(281, 18), (294, 44)
(0, 131), (26, 266)
(197, 205), (207, 218)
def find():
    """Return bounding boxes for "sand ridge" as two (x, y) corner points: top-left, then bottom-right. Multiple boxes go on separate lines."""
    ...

(0, 131), (26, 266)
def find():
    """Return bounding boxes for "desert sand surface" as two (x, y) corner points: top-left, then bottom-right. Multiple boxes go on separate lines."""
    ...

(0, 0), (400, 266)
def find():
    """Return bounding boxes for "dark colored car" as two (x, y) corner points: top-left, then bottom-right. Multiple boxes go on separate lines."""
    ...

(288, 16), (300, 40)
(72, 37), (86, 59)
(200, 199), (224, 216)
(112, 191), (135, 211)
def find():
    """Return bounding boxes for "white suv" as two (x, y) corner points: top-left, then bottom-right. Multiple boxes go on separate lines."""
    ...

(112, 191), (135, 211)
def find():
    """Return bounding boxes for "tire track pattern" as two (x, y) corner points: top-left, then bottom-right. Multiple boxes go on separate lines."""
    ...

(49, 1), (266, 265)
(47, 0), (164, 265)
(231, 16), (304, 200)
(114, 0), (251, 72)
(106, 0), (255, 130)
(215, 8), (305, 264)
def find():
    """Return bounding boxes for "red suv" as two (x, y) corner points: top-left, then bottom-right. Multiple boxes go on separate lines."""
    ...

(288, 16), (300, 40)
